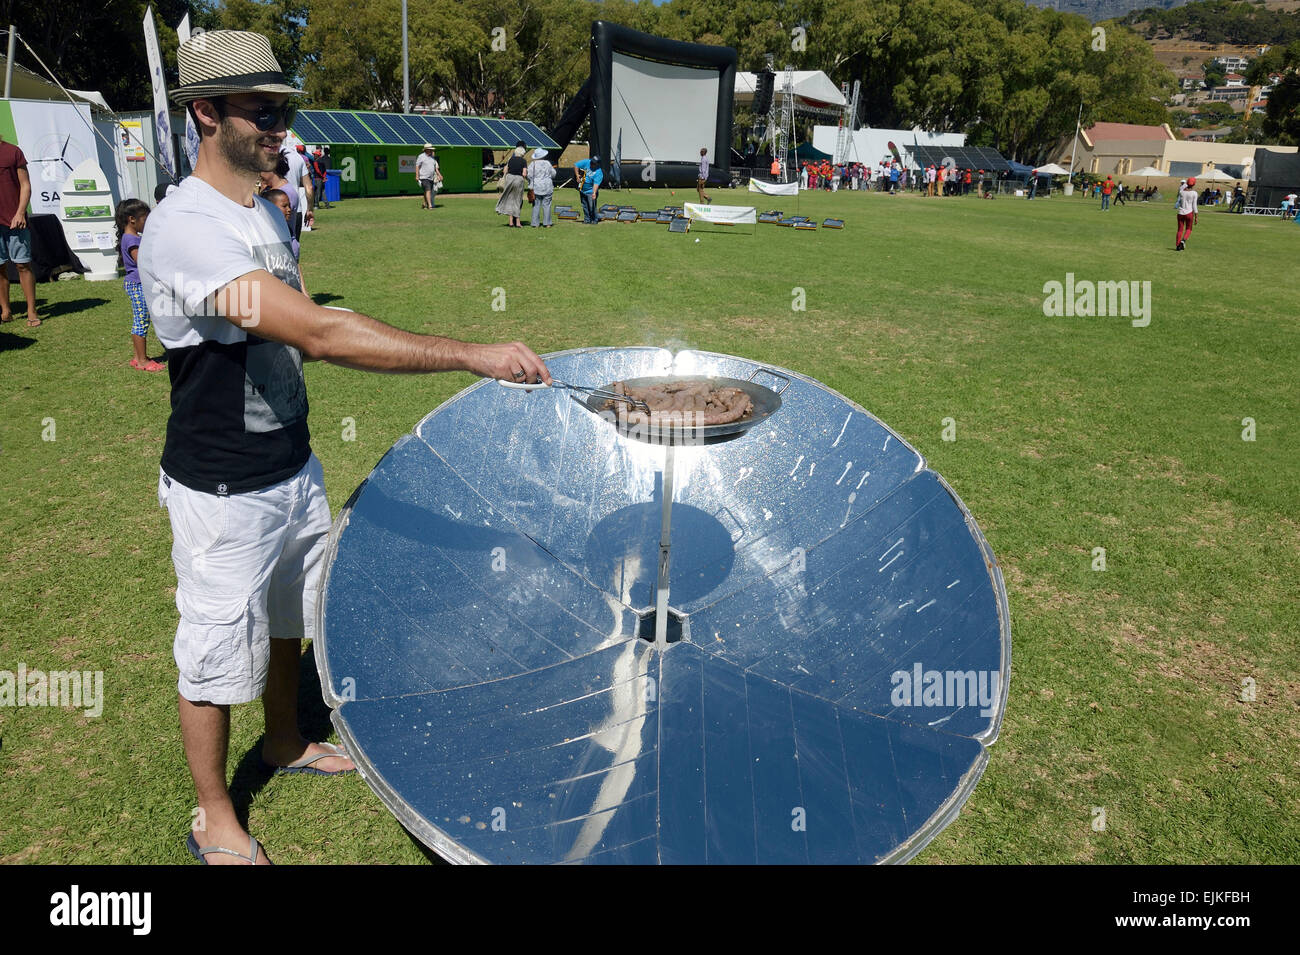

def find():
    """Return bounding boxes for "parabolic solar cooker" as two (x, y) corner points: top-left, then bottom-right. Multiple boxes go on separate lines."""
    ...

(315, 347), (1010, 863)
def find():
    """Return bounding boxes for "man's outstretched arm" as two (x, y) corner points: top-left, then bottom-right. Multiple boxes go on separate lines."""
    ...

(214, 270), (551, 382)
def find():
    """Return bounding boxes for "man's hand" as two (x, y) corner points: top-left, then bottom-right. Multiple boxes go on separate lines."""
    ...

(14, 168), (30, 230)
(304, 210), (314, 229)
(459, 342), (551, 384)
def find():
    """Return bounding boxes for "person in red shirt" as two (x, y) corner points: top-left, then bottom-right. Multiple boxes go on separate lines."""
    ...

(1101, 175), (1114, 211)
(963, 168), (972, 195)
(0, 133), (39, 326)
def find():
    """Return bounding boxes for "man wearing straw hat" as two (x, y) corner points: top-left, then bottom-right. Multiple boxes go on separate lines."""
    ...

(140, 30), (551, 864)
(415, 143), (441, 209)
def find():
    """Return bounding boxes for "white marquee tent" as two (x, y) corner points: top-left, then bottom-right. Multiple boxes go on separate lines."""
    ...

(735, 71), (846, 111)
(812, 125), (966, 166)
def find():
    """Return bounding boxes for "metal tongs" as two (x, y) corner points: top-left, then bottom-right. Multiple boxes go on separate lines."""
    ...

(497, 377), (651, 412)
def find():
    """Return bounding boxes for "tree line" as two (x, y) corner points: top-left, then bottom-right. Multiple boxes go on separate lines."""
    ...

(9, 0), (1179, 164)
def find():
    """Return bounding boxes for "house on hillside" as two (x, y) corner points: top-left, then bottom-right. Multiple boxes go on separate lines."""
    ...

(1180, 127), (1233, 143)
(1206, 87), (1250, 105)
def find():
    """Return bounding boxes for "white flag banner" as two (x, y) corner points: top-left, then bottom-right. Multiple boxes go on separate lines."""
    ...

(176, 14), (201, 172)
(748, 178), (799, 197)
(143, 5), (177, 180)
(683, 202), (757, 225)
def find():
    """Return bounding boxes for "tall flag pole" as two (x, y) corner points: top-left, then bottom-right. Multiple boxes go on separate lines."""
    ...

(402, 0), (410, 113)
(1068, 100), (1083, 182)
(176, 13), (200, 172)
(142, 5), (177, 180)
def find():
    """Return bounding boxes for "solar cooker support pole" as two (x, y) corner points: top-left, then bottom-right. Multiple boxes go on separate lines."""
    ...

(654, 441), (676, 650)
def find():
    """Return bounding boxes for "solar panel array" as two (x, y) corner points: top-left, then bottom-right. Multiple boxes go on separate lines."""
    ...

(292, 110), (558, 149)
(907, 144), (1012, 172)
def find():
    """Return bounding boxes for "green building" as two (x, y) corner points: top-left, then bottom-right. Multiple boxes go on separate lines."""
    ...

(290, 110), (558, 197)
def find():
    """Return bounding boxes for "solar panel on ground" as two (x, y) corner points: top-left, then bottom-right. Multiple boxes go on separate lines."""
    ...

(424, 115), (467, 147)
(304, 111), (350, 144)
(970, 147), (1011, 172)
(446, 117), (490, 146)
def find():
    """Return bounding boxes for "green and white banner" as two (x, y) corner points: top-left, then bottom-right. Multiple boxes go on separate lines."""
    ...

(0, 99), (99, 216)
(684, 202), (757, 224)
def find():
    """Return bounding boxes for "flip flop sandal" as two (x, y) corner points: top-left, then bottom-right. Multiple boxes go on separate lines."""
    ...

(265, 741), (355, 776)
(186, 832), (270, 865)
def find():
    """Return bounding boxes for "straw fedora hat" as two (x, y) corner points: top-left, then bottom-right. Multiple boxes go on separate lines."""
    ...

(171, 30), (303, 104)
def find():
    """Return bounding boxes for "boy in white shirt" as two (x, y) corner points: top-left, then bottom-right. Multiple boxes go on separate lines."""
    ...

(1175, 176), (1198, 251)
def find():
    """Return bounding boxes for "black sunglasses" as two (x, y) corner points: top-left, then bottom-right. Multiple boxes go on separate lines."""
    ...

(220, 100), (298, 132)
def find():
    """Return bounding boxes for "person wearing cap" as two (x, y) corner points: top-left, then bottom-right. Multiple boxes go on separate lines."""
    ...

(574, 154), (602, 224)
(1175, 176), (1198, 250)
(140, 29), (551, 865)
(308, 148), (328, 209)
(415, 144), (440, 209)
(281, 142), (313, 229)
(525, 147), (555, 228)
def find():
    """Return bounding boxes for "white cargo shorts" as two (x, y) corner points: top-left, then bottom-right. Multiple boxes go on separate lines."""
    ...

(159, 454), (331, 705)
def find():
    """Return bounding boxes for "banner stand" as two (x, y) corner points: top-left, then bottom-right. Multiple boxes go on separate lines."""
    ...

(683, 201), (757, 235)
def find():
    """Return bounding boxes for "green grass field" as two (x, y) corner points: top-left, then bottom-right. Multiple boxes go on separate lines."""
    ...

(2, 185), (1297, 864)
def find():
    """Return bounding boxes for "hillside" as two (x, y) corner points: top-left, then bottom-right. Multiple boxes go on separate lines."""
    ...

(1024, 0), (1198, 23)
(1023, 0), (1300, 25)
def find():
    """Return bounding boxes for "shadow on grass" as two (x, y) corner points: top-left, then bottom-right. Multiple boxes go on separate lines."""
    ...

(226, 642), (345, 825)
(402, 825), (450, 865)
(36, 297), (113, 321)
(310, 292), (343, 306)
(0, 331), (36, 353)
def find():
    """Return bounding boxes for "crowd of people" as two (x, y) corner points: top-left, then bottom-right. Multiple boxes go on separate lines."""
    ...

(489, 141), (561, 227)
(797, 157), (989, 197)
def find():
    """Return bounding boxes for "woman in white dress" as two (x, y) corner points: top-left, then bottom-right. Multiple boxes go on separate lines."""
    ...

(495, 146), (528, 227)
